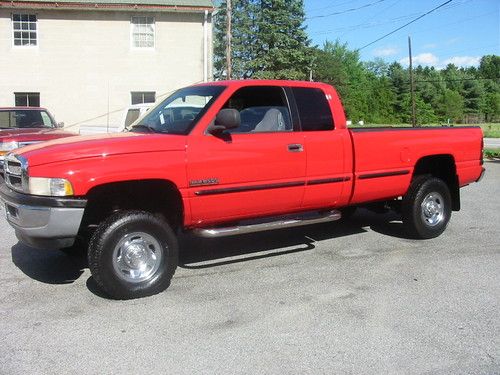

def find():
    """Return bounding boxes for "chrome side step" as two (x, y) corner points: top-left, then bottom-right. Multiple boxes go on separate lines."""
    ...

(191, 210), (341, 238)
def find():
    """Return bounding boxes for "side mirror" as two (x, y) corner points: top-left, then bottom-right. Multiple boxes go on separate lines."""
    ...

(56, 122), (64, 128)
(208, 109), (240, 134)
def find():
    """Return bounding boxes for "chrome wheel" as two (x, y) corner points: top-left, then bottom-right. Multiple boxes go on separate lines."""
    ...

(420, 192), (445, 227)
(112, 232), (163, 283)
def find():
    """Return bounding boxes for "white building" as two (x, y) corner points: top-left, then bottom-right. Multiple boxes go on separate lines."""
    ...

(0, 0), (214, 131)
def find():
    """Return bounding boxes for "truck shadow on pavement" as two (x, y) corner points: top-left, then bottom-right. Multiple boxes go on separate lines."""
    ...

(179, 209), (405, 269)
(11, 244), (86, 284)
(10, 209), (406, 292)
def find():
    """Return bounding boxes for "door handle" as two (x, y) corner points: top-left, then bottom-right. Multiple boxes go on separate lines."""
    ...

(288, 144), (304, 152)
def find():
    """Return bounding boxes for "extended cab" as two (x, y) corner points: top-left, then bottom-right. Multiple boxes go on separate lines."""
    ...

(0, 81), (485, 299)
(0, 107), (76, 175)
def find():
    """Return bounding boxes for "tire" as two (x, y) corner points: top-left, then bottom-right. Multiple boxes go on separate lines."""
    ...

(88, 210), (178, 299)
(402, 176), (452, 239)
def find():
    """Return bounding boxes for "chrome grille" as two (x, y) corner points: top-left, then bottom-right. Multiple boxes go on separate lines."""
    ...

(5, 157), (22, 175)
(5, 154), (28, 192)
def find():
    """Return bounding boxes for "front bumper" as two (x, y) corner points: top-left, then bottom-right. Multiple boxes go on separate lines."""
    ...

(0, 183), (87, 249)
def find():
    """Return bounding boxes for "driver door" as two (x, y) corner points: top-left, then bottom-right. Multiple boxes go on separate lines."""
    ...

(186, 86), (306, 226)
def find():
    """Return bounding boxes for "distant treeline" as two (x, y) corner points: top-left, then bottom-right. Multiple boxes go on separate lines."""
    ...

(214, 0), (500, 124)
(312, 43), (499, 124)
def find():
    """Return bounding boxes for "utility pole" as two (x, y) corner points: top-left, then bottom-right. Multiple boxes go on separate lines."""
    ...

(408, 36), (417, 127)
(226, 0), (232, 80)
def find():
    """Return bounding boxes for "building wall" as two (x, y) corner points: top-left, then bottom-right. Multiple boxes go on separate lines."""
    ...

(0, 9), (212, 131)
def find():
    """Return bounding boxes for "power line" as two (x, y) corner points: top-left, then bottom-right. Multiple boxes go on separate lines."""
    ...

(307, 0), (365, 14)
(338, 0), (400, 39)
(311, 8), (489, 37)
(307, 0), (387, 20)
(311, 11), (422, 36)
(357, 0), (453, 51)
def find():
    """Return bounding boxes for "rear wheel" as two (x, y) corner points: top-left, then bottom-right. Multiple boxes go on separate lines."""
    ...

(88, 210), (178, 299)
(402, 176), (452, 239)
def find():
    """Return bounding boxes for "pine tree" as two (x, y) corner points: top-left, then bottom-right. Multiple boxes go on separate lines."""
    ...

(213, 1), (257, 79)
(250, 0), (311, 80)
(213, 0), (311, 80)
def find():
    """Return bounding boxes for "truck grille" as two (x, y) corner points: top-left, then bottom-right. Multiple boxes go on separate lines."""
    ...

(5, 154), (27, 192)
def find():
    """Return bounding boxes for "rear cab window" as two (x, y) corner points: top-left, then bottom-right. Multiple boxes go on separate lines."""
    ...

(222, 86), (293, 133)
(292, 87), (334, 131)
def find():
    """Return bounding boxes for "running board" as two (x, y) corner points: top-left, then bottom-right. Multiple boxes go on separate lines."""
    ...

(191, 210), (341, 238)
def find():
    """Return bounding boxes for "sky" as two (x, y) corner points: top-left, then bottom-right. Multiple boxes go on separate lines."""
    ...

(304, 0), (500, 68)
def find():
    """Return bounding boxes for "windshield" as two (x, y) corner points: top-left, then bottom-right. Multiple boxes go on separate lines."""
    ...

(0, 110), (55, 129)
(128, 85), (226, 135)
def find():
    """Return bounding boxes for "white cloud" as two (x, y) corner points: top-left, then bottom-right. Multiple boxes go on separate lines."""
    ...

(399, 53), (439, 66)
(441, 56), (481, 67)
(373, 47), (398, 57)
(399, 52), (481, 69)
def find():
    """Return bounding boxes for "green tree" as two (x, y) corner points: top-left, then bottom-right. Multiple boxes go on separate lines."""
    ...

(436, 89), (464, 122)
(387, 62), (409, 122)
(482, 92), (500, 122)
(401, 93), (437, 124)
(251, 0), (311, 79)
(214, 0), (311, 80)
(213, 0), (257, 79)
(313, 40), (370, 122)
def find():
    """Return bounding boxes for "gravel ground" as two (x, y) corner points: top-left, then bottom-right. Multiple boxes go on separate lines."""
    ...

(0, 162), (498, 375)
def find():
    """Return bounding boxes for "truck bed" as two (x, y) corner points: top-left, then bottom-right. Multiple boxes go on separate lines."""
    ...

(348, 126), (484, 205)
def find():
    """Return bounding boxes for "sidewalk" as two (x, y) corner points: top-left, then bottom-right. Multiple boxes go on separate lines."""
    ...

(484, 138), (500, 149)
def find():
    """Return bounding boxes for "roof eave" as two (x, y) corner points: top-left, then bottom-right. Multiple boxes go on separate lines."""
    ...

(0, 1), (215, 13)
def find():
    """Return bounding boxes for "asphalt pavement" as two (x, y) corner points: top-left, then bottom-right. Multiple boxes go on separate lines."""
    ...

(0, 162), (499, 374)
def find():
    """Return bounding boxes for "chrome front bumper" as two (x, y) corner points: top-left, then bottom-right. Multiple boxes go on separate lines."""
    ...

(0, 183), (86, 249)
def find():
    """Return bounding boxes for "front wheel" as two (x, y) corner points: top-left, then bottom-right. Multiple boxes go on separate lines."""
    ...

(88, 210), (178, 299)
(402, 176), (452, 239)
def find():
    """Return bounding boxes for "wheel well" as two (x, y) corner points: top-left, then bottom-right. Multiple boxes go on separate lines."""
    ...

(412, 155), (460, 211)
(80, 180), (184, 233)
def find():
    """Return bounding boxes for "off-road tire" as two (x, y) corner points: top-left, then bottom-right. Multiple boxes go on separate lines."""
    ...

(88, 210), (178, 299)
(402, 176), (452, 239)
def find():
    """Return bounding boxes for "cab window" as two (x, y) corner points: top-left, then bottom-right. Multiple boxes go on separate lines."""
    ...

(292, 87), (334, 131)
(222, 86), (292, 133)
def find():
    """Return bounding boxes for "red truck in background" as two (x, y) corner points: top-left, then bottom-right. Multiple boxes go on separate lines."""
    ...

(0, 80), (485, 299)
(0, 107), (76, 176)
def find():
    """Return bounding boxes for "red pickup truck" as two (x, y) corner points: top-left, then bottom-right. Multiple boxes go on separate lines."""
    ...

(0, 107), (76, 176)
(0, 80), (484, 299)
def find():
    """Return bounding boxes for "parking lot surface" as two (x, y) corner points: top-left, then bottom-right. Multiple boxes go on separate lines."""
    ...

(0, 162), (499, 375)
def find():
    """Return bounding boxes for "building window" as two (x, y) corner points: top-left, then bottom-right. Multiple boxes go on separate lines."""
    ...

(131, 91), (156, 105)
(131, 16), (155, 48)
(15, 92), (40, 107)
(12, 14), (37, 46)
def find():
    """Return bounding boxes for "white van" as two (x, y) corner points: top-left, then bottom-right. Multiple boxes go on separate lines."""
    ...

(79, 104), (153, 135)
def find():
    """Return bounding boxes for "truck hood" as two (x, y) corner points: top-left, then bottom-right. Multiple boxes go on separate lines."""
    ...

(0, 128), (76, 143)
(12, 132), (187, 167)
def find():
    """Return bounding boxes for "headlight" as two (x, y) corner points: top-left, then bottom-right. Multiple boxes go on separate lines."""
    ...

(28, 177), (74, 196)
(0, 141), (19, 157)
